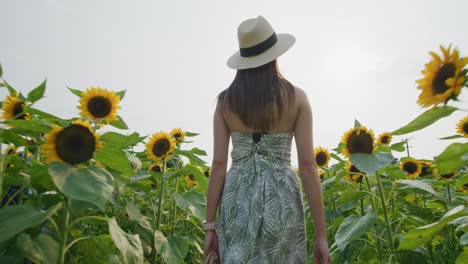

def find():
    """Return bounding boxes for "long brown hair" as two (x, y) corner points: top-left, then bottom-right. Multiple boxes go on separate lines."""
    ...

(216, 59), (295, 132)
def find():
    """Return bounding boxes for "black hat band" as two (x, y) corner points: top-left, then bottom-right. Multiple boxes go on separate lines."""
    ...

(239, 33), (278, 57)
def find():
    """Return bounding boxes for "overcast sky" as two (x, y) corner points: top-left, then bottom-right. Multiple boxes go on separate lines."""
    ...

(1, 0), (467, 168)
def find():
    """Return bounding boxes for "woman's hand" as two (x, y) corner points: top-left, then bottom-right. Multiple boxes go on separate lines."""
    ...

(203, 230), (220, 264)
(313, 237), (331, 264)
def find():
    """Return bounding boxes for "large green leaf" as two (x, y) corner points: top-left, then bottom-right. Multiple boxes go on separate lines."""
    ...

(29, 161), (55, 192)
(126, 199), (152, 231)
(67, 86), (82, 97)
(392, 106), (457, 135)
(395, 179), (438, 196)
(336, 189), (368, 205)
(350, 152), (394, 175)
(154, 231), (190, 264)
(5, 120), (53, 135)
(27, 80), (46, 104)
(73, 234), (118, 264)
(0, 63), (3, 77)
(335, 211), (377, 250)
(0, 203), (62, 243)
(108, 218), (144, 264)
(0, 129), (28, 146)
(435, 142), (468, 175)
(398, 205), (468, 250)
(173, 149), (207, 168)
(100, 132), (143, 149)
(109, 115), (129, 130)
(48, 162), (114, 210)
(16, 233), (59, 264)
(390, 141), (406, 152)
(172, 190), (206, 221)
(94, 144), (133, 175)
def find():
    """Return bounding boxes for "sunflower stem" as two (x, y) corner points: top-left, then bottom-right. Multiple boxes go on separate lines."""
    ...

(405, 138), (411, 157)
(359, 182), (364, 216)
(58, 197), (71, 264)
(447, 183), (452, 203)
(374, 172), (395, 255)
(156, 158), (166, 230)
(171, 154), (181, 238)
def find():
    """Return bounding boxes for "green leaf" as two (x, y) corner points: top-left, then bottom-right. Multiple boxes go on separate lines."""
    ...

(336, 189), (367, 205)
(126, 200), (152, 231)
(108, 218), (144, 264)
(395, 179), (438, 196)
(331, 152), (345, 162)
(3, 79), (17, 96)
(354, 119), (361, 128)
(73, 234), (118, 264)
(5, 119), (53, 135)
(100, 132), (143, 149)
(29, 161), (55, 192)
(25, 106), (67, 124)
(350, 152), (394, 175)
(27, 80), (46, 104)
(0, 128), (29, 146)
(48, 162), (114, 210)
(455, 172), (468, 188)
(16, 233), (59, 264)
(0, 203), (62, 243)
(173, 149), (207, 168)
(381, 165), (407, 179)
(172, 191), (206, 221)
(154, 231), (190, 264)
(398, 205), (468, 250)
(392, 106), (457, 135)
(109, 115), (129, 130)
(189, 147), (207, 156)
(435, 142), (468, 175)
(440, 135), (464, 140)
(0, 64), (3, 77)
(390, 141), (406, 152)
(95, 144), (133, 176)
(457, 247), (468, 264)
(184, 131), (199, 137)
(460, 233), (468, 246)
(67, 86), (82, 97)
(116, 90), (126, 100)
(335, 211), (377, 250)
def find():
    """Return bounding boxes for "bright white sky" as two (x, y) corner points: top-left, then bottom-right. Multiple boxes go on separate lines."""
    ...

(1, 0), (467, 168)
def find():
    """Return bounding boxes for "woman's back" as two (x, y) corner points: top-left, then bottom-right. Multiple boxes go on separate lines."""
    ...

(222, 86), (302, 134)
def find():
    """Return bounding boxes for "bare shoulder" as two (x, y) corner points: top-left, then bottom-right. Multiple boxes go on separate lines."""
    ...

(293, 86), (309, 109)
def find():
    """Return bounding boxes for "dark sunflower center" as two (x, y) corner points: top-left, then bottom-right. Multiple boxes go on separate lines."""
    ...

(464, 183), (468, 190)
(204, 169), (210, 177)
(380, 136), (390, 144)
(13, 102), (27, 119)
(173, 133), (181, 139)
(347, 132), (374, 154)
(188, 174), (195, 180)
(315, 152), (328, 166)
(151, 165), (162, 172)
(463, 123), (468, 134)
(440, 173), (455, 179)
(349, 165), (361, 174)
(7, 148), (15, 155)
(420, 165), (431, 177)
(87, 96), (112, 118)
(432, 63), (456, 94)
(152, 139), (170, 157)
(55, 125), (96, 164)
(403, 162), (418, 174)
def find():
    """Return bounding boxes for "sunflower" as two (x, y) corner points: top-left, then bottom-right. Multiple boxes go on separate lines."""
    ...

(1, 94), (31, 122)
(318, 170), (325, 181)
(437, 172), (456, 180)
(377, 132), (392, 146)
(416, 45), (468, 108)
(170, 128), (186, 144)
(4, 145), (17, 155)
(185, 174), (198, 186)
(42, 119), (103, 164)
(401, 159), (422, 179)
(344, 163), (364, 186)
(341, 126), (376, 158)
(314, 146), (330, 168)
(204, 167), (211, 177)
(77, 86), (121, 122)
(419, 160), (435, 177)
(148, 164), (163, 173)
(145, 131), (176, 162)
(456, 116), (468, 137)
(459, 183), (468, 192)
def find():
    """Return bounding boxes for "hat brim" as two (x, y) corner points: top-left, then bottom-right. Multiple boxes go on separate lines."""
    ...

(227, 33), (295, 70)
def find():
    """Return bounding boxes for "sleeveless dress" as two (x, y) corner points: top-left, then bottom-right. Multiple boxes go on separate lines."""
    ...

(217, 131), (307, 264)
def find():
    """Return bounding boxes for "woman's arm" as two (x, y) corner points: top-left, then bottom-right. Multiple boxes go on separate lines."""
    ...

(293, 88), (327, 239)
(205, 100), (230, 223)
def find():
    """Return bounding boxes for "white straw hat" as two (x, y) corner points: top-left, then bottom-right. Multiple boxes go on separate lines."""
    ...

(227, 15), (295, 70)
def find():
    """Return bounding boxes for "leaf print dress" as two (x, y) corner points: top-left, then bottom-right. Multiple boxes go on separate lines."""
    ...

(217, 131), (307, 264)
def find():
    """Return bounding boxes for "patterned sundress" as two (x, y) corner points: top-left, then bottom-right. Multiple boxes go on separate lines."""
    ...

(217, 131), (307, 264)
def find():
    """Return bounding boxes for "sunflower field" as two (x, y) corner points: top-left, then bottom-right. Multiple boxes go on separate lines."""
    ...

(0, 44), (467, 264)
